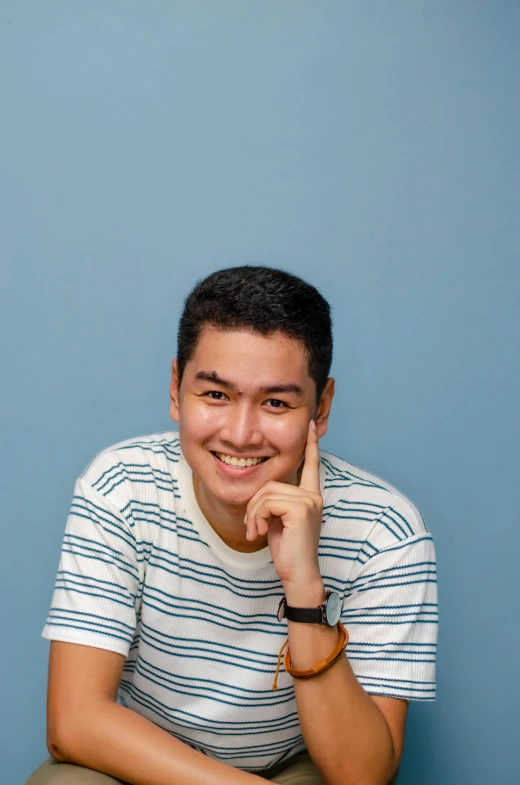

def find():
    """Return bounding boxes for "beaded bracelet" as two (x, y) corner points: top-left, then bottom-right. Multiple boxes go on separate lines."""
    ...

(272, 621), (349, 691)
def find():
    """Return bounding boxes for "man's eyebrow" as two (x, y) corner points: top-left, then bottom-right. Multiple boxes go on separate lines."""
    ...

(193, 371), (304, 396)
(194, 371), (236, 390)
(258, 384), (305, 396)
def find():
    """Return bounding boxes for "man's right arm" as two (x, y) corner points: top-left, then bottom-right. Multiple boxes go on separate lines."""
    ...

(47, 641), (265, 785)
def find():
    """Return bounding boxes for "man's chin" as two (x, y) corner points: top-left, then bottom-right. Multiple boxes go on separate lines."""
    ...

(212, 478), (263, 507)
(211, 470), (299, 505)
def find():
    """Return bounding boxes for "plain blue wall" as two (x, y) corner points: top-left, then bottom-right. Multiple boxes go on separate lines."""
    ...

(1, 2), (519, 783)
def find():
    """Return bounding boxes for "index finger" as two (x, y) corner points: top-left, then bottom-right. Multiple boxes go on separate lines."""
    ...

(299, 419), (321, 495)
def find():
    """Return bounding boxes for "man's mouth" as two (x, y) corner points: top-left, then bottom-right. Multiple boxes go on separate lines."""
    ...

(212, 452), (269, 468)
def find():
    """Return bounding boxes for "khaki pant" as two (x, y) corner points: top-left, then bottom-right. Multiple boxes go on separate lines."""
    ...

(27, 753), (399, 784)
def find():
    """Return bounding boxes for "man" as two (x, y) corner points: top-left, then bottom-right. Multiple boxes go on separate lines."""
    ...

(28, 266), (438, 785)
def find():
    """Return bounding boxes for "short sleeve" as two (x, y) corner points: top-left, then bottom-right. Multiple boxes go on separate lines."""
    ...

(341, 533), (438, 701)
(42, 477), (140, 656)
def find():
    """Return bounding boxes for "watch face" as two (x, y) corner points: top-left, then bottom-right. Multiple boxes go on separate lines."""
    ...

(325, 592), (342, 626)
(277, 597), (286, 623)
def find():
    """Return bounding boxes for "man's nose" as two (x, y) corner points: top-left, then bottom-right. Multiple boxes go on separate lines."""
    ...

(219, 403), (263, 448)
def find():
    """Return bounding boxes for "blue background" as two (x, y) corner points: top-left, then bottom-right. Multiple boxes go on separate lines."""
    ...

(1, 2), (519, 783)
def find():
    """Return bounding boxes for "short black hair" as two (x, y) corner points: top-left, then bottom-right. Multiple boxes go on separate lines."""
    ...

(176, 265), (333, 403)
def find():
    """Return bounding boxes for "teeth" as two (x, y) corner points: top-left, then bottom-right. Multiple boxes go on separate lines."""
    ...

(215, 453), (266, 467)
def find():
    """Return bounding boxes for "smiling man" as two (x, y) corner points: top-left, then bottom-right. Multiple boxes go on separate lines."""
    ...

(29, 266), (438, 785)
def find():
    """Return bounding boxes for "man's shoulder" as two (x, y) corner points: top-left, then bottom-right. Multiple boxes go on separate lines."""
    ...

(319, 448), (430, 544)
(78, 430), (181, 486)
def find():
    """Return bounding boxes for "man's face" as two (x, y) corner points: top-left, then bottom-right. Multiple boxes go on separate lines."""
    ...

(170, 326), (332, 508)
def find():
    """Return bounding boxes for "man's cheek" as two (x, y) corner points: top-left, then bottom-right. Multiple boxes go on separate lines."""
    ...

(268, 418), (307, 448)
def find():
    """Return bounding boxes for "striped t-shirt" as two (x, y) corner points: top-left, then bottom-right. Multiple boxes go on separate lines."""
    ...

(42, 431), (438, 772)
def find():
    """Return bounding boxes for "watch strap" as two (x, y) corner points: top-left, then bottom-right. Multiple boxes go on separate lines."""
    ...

(283, 604), (323, 624)
(278, 591), (333, 625)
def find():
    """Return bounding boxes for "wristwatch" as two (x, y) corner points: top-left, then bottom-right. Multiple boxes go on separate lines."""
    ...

(277, 590), (342, 627)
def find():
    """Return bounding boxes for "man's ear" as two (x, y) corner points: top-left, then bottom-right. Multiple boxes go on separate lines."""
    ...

(315, 377), (335, 439)
(170, 359), (181, 423)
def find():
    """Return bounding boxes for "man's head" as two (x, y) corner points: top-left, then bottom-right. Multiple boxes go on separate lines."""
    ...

(170, 266), (334, 508)
(176, 265), (333, 406)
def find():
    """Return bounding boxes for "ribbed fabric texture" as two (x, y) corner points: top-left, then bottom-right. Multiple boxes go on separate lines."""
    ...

(42, 431), (438, 771)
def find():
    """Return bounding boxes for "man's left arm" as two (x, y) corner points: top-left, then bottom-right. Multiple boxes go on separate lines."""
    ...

(284, 580), (407, 785)
(245, 421), (413, 785)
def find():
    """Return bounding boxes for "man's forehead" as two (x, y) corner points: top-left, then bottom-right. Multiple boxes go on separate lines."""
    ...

(194, 326), (307, 363)
(186, 326), (313, 390)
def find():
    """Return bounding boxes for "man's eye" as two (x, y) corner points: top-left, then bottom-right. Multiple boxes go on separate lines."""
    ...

(205, 391), (227, 401)
(266, 399), (288, 409)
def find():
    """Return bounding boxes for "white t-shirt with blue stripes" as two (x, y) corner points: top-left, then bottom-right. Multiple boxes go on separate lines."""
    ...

(42, 431), (438, 772)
